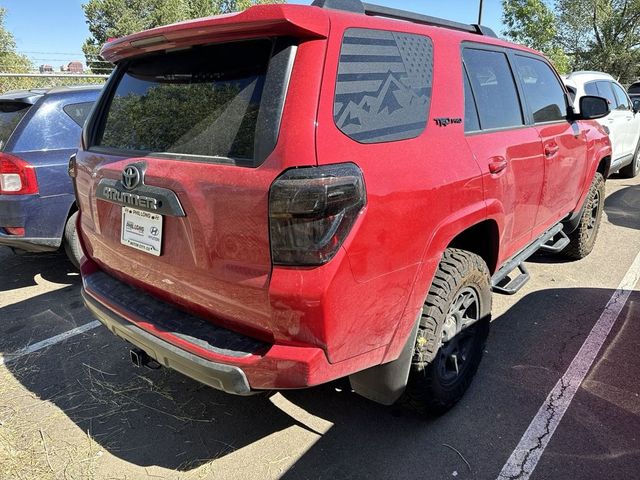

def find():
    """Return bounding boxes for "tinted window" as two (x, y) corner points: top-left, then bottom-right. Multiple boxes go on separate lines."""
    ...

(464, 71), (480, 132)
(63, 102), (94, 127)
(584, 82), (599, 96)
(334, 28), (433, 143)
(628, 82), (640, 94)
(463, 49), (523, 130)
(595, 81), (617, 107)
(0, 102), (31, 151)
(514, 56), (567, 122)
(97, 40), (271, 161)
(611, 82), (631, 110)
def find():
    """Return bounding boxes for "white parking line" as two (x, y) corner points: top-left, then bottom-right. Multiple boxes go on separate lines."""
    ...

(0, 320), (101, 366)
(498, 250), (640, 480)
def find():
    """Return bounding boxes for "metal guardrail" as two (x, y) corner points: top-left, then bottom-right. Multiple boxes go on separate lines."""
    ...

(0, 73), (109, 78)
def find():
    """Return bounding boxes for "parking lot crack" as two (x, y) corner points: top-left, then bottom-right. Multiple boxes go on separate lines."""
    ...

(499, 378), (569, 480)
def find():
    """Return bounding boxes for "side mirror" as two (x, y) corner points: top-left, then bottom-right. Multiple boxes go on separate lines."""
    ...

(577, 95), (610, 120)
(633, 99), (640, 114)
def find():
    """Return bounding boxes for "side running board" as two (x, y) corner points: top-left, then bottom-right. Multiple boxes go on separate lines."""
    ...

(491, 223), (566, 295)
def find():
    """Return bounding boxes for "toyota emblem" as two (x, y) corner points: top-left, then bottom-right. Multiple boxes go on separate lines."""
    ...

(122, 165), (142, 190)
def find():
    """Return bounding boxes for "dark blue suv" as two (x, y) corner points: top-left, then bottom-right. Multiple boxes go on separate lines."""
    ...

(0, 85), (100, 266)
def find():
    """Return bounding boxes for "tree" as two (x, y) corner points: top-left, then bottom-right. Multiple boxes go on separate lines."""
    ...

(556, 0), (640, 83)
(0, 8), (32, 74)
(81, 0), (284, 74)
(502, 0), (570, 73)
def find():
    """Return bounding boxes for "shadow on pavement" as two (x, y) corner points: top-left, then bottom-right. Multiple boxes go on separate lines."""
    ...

(0, 247), (78, 292)
(604, 184), (640, 231)
(2, 268), (639, 478)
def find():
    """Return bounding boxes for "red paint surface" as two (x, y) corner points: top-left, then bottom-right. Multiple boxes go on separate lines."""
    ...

(75, 4), (612, 389)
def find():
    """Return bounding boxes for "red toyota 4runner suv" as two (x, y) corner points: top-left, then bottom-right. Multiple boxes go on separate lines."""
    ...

(72, 0), (612, 414)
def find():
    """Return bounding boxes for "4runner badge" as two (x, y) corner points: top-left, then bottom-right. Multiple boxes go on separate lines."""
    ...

(434, 117), (462, 127)
(95, 163), (186, 217)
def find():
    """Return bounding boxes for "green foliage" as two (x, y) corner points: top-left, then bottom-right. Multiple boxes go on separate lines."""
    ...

(504, 0), (640, 80)
(0, 76), (105, 95)
(81, 0), (284, 74)
(556, 0), (640, 83)
(502, 0), (570, 73)
(0, 8), (32, 75)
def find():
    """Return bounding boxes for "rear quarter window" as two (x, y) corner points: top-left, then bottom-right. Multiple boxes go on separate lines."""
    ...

(95, 39), (272, 163)
(334, 28), (433, 143)
(63, 102), (94, 127)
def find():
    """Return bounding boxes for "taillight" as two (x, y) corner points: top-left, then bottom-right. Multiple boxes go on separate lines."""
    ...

(269, 163), (366, 266)
(4, 227), (25, 236)
(0, 154), (38, 195)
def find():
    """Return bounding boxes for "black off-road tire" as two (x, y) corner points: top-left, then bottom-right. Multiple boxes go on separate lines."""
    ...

(563, 172), (605, 260)
(63, 211), (82, 269)
(620, 141), (640, 178)
(399, 248), (491, 416)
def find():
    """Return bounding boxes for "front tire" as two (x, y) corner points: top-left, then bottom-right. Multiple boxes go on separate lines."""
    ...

(399, 249), (491, 415)
(63, 211), (82, 269)
(563, 172), (604, 260)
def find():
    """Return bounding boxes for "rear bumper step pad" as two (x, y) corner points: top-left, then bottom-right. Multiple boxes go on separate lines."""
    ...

(82, 289), (254, 395)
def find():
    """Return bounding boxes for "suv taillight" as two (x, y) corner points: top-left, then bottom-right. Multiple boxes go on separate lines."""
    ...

(269, 163), (366, 266)
(0, 154), (38, 195)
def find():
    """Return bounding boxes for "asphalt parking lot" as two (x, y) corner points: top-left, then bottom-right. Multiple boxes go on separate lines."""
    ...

(1, 174), (639, 480)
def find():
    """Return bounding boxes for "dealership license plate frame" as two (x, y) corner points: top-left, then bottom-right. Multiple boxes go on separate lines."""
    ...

(121, 206), (163, 256)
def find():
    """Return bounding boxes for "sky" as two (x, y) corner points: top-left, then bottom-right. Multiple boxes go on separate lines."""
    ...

(2, 0), (504, 70)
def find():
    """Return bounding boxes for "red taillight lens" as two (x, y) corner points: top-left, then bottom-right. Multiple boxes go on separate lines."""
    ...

(0, 154), (38, 195)
(269, 163), (366, 266)
(4, 227), (25, 236)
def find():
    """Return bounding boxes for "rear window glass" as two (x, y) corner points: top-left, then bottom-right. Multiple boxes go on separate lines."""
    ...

(334, 28), (433, 143)
(96, 39), (272, 161)
(628, 83), (640, 94)
(0, 102), (31, 150)
(63, 102), (94, 127)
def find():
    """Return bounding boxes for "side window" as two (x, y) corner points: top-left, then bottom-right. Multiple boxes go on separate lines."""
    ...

(611, 82), (631, 110)
(334, 28), (433, 143)
(595, 81), (618, 108)
(514, 55), (567, 123)
(463, 48), (523, 130)
(63, 102), (94, 127)
(584, 82), (599, 96)
(463, 70), (480, 132)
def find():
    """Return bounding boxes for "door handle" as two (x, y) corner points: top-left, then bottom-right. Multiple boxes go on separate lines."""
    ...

(488, 157), (508, 174)
(544, 143), (560, 158)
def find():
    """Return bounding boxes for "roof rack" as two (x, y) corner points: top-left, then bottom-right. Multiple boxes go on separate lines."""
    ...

(310, 0), (498, 38)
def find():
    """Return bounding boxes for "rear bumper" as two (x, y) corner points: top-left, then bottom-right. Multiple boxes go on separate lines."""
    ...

(0, 233), (60, 252)
(81, 268), (387, 391)
(0, 193), (73, 249)
(82, 290), (253, 395)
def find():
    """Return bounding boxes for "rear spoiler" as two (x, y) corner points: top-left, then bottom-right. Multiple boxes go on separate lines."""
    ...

(101, 5), (330, 63)
(0, 90), (46, 105)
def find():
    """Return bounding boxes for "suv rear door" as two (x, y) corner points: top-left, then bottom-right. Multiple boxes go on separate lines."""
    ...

(592, 80), (629, 161)
(463, 46), (545, 257)
(611, 81), (639, 155)
(511, 54), (586, 229)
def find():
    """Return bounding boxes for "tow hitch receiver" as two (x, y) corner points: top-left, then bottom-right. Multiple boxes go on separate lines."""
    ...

(130, 347), (161, 370)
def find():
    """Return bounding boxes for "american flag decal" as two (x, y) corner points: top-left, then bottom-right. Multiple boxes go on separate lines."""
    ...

(334, 28), (433, 143)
